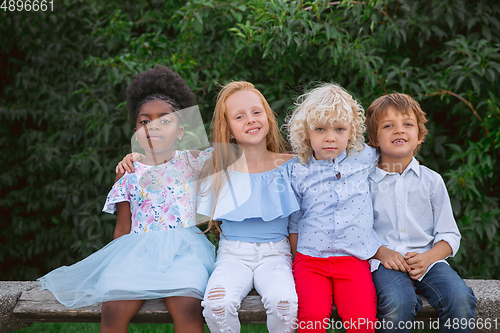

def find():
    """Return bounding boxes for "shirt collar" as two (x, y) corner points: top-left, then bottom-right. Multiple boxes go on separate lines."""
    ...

(369, 157), (421, 182)
(404, 157), (421, 177)
(308, 150), (348, 166)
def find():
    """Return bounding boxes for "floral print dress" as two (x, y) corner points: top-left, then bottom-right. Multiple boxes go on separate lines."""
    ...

(38, 149), (215, 309)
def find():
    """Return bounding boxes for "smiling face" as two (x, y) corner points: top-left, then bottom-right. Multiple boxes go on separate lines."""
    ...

(225, 90), (270, 148)
(375, 107), (422, 167)
(134, 99), (183, 160)
(307, 120), (351, 161)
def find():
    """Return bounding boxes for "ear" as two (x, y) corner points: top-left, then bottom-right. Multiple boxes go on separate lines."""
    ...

(417, 130), (424, 145)
(177, 126), (185, 140)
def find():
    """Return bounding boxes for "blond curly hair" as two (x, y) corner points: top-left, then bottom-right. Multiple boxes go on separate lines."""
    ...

(286, 83), (366, 164)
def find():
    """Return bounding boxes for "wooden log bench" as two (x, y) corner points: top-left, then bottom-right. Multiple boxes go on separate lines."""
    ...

(2, 279), (500, 332)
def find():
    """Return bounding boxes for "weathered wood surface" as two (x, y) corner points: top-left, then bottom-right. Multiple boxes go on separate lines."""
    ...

(13, 288), (269, 323)
(13, 287), (438, 324)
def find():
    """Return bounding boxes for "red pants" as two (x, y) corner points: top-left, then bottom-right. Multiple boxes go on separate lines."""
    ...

(293, 253), (377, 333)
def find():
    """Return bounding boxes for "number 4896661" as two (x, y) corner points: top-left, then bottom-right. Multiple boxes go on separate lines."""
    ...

(1, 0), (54, 11)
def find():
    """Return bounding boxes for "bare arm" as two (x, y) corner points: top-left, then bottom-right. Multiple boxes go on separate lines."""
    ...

(113, 201), (132, 240)
(289, 233), (298, 259)
(405, 240), (452, 280)
(111, 172), (131, 239)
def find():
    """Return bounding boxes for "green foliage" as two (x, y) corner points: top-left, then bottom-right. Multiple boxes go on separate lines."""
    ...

(18, 322), (185, 332)
(17, 322), (436, 333)
(18, 322), (277, 333)
(1, 0), (499, 280)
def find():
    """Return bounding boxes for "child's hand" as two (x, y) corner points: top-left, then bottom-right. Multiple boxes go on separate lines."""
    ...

(116, 153), (143, 174)
(405, 252), (431, 280)
(373, 247), (410, 273)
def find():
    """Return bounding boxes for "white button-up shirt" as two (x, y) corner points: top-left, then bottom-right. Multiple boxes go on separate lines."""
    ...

(368, 157), (461, 279)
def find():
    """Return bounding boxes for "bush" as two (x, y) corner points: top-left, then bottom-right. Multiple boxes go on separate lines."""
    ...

(1, 0), (499, 280)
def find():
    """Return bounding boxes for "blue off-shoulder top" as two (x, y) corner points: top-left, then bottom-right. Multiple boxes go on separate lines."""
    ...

(197, 157), (300, 243)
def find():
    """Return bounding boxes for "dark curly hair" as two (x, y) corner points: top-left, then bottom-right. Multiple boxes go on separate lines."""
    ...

(126, 65), (196, 125)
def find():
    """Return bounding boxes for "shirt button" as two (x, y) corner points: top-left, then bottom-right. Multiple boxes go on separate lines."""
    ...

(336, 184), (341, 188)
(334, 240), (339, 243)
(398, 203), (402, 207)
(397, 178), (401, 183)
(336, 212), (340, 215)
(401, 228), (406, 233)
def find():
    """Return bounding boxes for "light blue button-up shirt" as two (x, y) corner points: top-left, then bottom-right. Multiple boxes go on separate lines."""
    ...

(289, 145), (381, 260)
(368, 157), (461, 279)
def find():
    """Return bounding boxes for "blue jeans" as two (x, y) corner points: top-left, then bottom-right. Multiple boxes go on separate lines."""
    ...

(372, 263), (476, 333)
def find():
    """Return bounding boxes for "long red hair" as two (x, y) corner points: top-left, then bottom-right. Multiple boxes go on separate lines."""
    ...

(198, 81), (286, 233)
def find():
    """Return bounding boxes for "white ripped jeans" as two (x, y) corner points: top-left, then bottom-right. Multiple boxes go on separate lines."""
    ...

(202, 238), (298, 333)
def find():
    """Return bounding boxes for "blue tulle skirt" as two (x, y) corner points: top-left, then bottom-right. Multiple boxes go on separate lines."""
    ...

(38, 227), (215, 309)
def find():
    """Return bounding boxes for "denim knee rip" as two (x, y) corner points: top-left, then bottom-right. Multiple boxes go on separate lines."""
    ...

(206, 286), (229, 332)
(272, 264), (297, 332)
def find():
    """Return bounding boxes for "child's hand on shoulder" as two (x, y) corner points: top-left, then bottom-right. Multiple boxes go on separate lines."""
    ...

(405, 252), (431, 280)
(116, 153), (144, 174)
(374, 246), (410, 273)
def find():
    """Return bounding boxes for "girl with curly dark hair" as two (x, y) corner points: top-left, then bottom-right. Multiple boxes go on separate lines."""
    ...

(38, 66), (215, 333)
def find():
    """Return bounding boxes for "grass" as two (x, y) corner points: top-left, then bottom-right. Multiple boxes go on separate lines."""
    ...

(17, 323), (270, 332)
(18, 322), (439, 332)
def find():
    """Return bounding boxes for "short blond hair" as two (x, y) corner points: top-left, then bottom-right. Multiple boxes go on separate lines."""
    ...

(287, 83), (366, 164)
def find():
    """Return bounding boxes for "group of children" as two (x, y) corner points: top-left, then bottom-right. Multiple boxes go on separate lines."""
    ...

(39, 65), (477, 333)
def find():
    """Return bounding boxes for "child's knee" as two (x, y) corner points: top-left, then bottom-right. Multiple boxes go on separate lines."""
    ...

(101, 302), (130, 327)
(100, 306), (117, 327)
(277, 299), (298, 318)
(446, 285), (477, 318)
(173, 298), (204, 322)
(204, 286), (231, 307)
(377, 292), (419, 323)
(263, 292), (298, 319)
(202, 286), (240, 323)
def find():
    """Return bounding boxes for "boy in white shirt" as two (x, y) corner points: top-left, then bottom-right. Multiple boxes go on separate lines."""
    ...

(367, 93), (476, 333)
